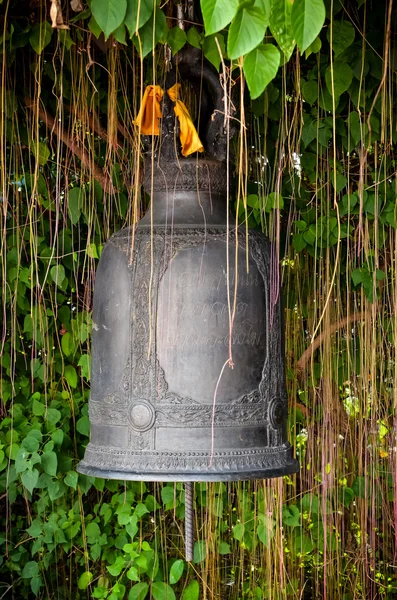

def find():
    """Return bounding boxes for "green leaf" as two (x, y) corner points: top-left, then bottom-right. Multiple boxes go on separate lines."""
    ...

(69, 8), (91, 23)
(339, 193), (359, 217)
(31, 142), (50, 166)
(228, 2), (268, 59)
(65, 365), (78, 389)
(304, 35), (321, 57)
(30, 21), (53, 54)
(301, 120), (318, 147)
(181, 581), (200, 600)
(169, 559), (184, 584)
(27, 519), (42, 537)
(218, 541), (231, 554)
(86, 522), (101, 543)
(325, 61), (353, 99)
(61, 332), (72, 357)
(113, 23), (127, 44)
(269, 0), (295, 61)
(134, 502), (149, 519)
(246, 194), (259, 209)
(91, 0), (127, 40)
(68, 187), (84, 225)
(243, 43), (280, 99)
(64, 471), (78, 489)
(187, 27), (202, 49)
(128, 583), (149, 600)
(331, 171), (347, 193)
(193, 539), (207, 563)
(376, 269), (386, 281)
(346, 111), (367, 147)
(27, 426), (41, 442)
(78, 354), (91, 380)
(161, 485), (175, 506)
(76, 415), (90, 437)
(265, 192), (284, 211)
(88, 16), (102, 38)
(201, 0), (239, 35)
(133, 8), (167, 58)
(32, 398), (45, 417)
(257, 514), (275, 546)
(41, 451), (57, 476)
(127, 566), (140, 581)
(152, 582), (176, 600)
(125, 0), (154, 35)
(144, 494), (160, 511)
(295, 534), (314, 555)
(31, 575), (43, 596)
(125, 519), (138, 541)
(107, 556), (125, 577)
(167, 27), (187, 56)
(291, 0), (325, 53)
(46, 408), (61, 425)
(301, 493), (320, 514)
(293, 233), (307, 252)
(327, 20), (355, 57)
(341, 487), (355, 508)
(352, 475), (368, 499)
(51, 430), (64, 447)
(22, 468), (39, 494)
(50, 265), (66, 287)
(232, 522), (244, 540)
(282, 504), (301, 527)
(22, 561), (39, 578)
(47, 478), (66, 501)
(302, 80), (318, 105)
(203, 33), (225, 70)
(78, 571), (93, 590)
(59, 30), (75, 50)
(86, 243), (99, 259)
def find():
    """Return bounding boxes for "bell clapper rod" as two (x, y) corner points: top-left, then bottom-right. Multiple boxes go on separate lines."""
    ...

(184, 482), (194, 562)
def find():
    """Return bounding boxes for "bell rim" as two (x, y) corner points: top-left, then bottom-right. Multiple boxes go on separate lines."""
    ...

(76, 458), (299, 483)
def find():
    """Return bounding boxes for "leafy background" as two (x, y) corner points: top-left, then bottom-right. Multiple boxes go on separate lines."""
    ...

(1, 0), (397, 599)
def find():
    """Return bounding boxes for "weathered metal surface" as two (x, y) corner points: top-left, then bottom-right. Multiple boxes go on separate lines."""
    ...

(77, 186), (299, 481)
(77, 47), (298, 482)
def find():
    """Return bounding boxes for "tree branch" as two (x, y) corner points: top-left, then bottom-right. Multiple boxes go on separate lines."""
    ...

(25, 97), (111, 191)
(295, 311), (367, 377)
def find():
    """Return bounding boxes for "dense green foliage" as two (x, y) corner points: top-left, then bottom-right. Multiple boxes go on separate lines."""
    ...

(1, 0), (397, 599)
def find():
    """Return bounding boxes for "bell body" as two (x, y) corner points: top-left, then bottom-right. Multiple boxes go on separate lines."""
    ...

(78, 159), (299, 481)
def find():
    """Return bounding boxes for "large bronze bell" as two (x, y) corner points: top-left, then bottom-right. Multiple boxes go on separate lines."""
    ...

(77, 49), (298, 484)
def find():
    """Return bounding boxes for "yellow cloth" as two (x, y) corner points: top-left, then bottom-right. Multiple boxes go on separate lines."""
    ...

(133, 85), (163, 135)
(167, 83), (204, 156)
(134, 84), (204, 157)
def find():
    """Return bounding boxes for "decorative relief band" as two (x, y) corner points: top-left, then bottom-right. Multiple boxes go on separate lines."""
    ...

(143, 158), (227, 195)
(82, 442), (295, 473)
(89, 397), (266, 428)
(155, 404), (266, 427)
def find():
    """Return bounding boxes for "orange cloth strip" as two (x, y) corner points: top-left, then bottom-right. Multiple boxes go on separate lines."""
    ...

(134, 84), (204, 156)
(167, 83), (204, 157)
(133, 85), (163, 135)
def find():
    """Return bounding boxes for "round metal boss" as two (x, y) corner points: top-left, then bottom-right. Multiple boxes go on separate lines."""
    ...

(268, 398), (285, 429)
(128, 401), (155, 432)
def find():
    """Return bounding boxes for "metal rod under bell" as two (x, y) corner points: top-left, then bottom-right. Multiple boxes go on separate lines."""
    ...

(184, 482), (194, 562)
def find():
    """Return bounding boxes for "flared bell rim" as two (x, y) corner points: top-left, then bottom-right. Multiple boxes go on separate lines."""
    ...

(76, 458), (299, 482)
(76, 442), (299, 483)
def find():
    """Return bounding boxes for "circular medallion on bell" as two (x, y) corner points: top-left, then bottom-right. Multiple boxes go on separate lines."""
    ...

(268, 398), (285, 430)
(128, 400), (156, 432)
